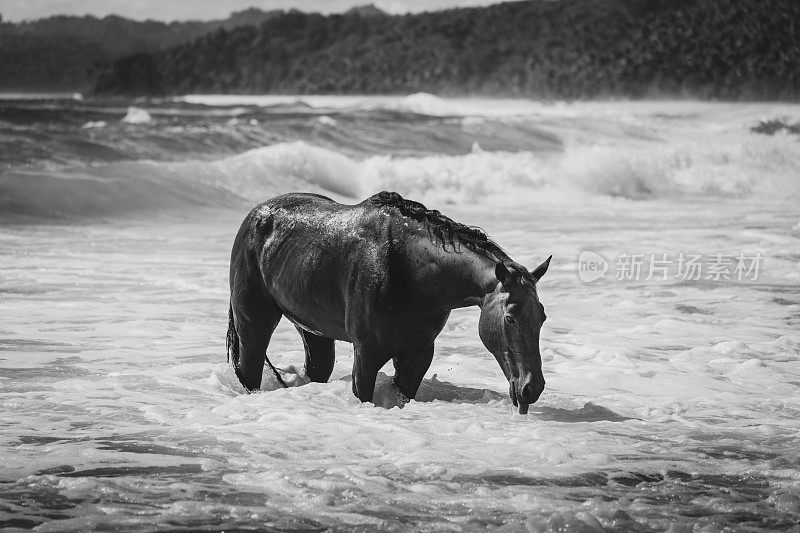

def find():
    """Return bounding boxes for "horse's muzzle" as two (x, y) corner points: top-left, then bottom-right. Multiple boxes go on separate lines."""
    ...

(510, 375), (545, 414)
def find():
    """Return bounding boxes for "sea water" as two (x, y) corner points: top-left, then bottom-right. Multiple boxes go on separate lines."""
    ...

(1, 95), (799, 531)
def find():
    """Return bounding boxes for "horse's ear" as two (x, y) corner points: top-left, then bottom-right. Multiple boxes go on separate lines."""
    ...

(495, 262), (511, 283)
(532, 255), (552, 281)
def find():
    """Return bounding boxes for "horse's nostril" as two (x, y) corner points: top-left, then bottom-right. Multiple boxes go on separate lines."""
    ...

(521, 379), (545, 403)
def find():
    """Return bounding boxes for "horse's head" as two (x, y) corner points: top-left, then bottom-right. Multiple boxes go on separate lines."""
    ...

(479, 255), (551, 414)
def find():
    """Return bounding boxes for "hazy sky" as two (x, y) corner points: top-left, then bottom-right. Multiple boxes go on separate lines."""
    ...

(0, 0), (504, 22)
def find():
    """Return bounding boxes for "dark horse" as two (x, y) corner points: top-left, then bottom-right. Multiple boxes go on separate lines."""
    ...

(227, 191), (551, 414)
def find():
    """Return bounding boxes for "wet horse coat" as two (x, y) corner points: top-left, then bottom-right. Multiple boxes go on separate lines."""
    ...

(227, 191), (550, 412)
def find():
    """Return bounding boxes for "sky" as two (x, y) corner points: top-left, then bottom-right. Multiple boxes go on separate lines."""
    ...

(0, 0), (505, 22)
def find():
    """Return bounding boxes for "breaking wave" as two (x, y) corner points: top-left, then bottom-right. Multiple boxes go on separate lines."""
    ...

(3, 133), (799, 219)
(3, 97), (800, 219)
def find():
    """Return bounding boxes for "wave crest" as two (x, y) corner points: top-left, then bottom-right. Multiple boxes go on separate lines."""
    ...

(2, 133), (798, 219)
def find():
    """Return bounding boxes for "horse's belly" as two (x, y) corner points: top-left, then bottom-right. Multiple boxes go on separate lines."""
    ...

(287, 313), (350, 341)
(270, 286), (350, 342)
(283, 306), (350, 341)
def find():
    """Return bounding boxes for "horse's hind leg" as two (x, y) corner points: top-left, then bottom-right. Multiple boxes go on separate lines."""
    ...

(229, 289), (283, 391)
(393, 344), (434, 401)
(296, 327), (335, 383)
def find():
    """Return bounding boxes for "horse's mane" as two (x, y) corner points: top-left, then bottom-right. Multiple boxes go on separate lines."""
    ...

(369, 191), (511, 263)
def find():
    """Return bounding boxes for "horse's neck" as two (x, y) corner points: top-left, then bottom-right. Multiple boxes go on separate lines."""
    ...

(416, 240), (499, 310)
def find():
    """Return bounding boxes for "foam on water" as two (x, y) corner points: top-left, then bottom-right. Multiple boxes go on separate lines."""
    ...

(1, 99), (799, 530)
(2, 99), (799, 218)
(121, 107), (152, 124)
(2, 198), (799, 531)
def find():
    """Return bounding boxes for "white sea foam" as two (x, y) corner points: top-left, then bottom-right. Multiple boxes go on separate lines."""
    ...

(192, 100), (800, 203)
(391, 92), (453, 115)
(121, 106), (152, 124)
(2, 99), (799, 530)
(2, 200), (798, 530)
(204, 129), (800, 204)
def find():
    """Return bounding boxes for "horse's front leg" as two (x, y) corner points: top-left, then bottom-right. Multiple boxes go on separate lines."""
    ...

(393, 344), (434, 401)
(351, 344), (389, 403)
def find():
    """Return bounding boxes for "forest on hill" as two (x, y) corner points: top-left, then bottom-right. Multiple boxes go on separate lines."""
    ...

(93, 0), (800, 100)
(0, 9), (280, 92)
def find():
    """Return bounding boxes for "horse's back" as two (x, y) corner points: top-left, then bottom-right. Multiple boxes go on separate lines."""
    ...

(260, 192), (339, 212)
(234, 192), (345, 249)
(231, 193), (388, 341)
(244, 192), (338, 228)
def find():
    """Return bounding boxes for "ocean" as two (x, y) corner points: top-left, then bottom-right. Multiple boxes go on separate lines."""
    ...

(1, 94), (799, 531)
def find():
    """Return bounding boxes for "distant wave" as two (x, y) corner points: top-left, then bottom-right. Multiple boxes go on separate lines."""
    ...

(176, 93), (594, 118)
(0, 92), (83, 101)
(0, 96), (563, 171)
(3, 133), (798, 219)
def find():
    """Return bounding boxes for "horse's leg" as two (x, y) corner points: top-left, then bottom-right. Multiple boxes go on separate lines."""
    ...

(230, 289), (283, 392)
(393, 344), (435, 400)
(351, 344), (388, 403)
(296, 327), (335, 383)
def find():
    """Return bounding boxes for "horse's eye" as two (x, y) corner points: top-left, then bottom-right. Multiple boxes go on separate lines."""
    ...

(505, 315), (517, 327)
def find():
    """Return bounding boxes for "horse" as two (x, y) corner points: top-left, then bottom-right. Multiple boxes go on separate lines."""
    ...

(226, 191), (551, 414)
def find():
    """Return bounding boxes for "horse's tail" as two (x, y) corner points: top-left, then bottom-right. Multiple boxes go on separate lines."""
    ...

(226, 303), (237, 364)
(265, 354), (289, 389)
(227, 302), (288, 389)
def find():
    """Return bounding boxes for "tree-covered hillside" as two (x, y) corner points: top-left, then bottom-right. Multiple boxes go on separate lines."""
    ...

(0, 9), (280, 92)
(93, 0), (800, 100)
